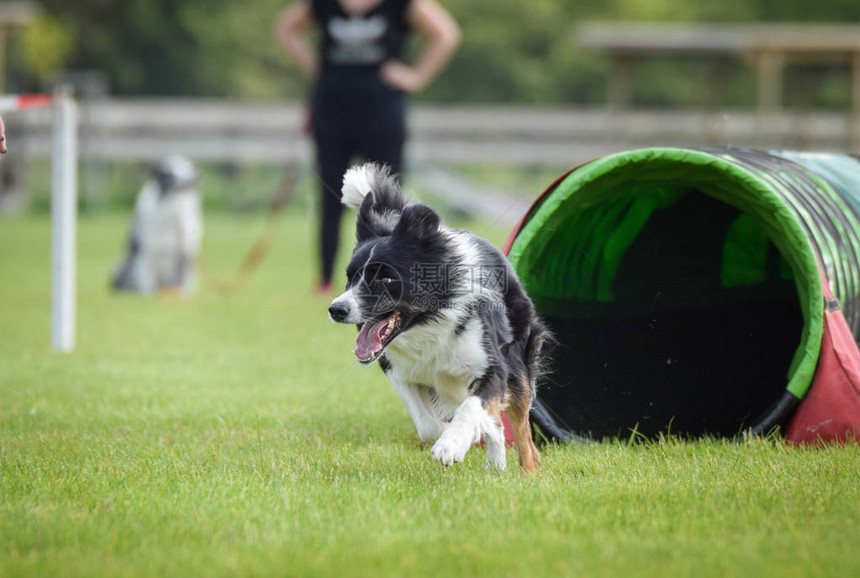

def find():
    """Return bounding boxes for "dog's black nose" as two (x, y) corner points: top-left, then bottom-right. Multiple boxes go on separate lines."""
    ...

(329, 303), (349, 322)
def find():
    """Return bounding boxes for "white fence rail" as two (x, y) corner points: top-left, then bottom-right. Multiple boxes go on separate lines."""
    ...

(11, 98), (860, 166)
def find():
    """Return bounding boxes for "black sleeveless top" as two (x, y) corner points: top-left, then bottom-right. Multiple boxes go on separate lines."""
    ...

(313, 0), (411, 69)
(311, 0), (412, 131)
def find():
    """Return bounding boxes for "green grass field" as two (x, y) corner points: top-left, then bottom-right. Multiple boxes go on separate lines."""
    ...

(1, 211), (859, 577)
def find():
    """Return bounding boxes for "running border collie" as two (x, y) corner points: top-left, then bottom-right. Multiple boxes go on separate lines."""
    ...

(328, 164), (549, 472)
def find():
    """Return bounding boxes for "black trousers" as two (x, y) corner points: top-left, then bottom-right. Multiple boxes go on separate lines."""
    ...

(313, 124), (405, 284)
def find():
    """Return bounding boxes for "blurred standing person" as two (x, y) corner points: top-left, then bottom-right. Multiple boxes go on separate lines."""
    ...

(277, 0), (460, 294)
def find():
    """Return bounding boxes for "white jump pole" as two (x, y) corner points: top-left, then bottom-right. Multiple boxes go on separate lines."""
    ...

(50, 89), (78, 352)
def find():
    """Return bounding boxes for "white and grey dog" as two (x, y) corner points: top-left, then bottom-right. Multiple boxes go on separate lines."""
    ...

(112, 155), (203, 295)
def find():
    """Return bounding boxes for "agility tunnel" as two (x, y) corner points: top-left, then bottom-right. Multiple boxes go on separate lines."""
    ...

(504, 147), (860, 444)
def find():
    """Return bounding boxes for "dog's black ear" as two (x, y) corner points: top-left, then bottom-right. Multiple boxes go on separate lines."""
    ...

(393, 204), (442, 245)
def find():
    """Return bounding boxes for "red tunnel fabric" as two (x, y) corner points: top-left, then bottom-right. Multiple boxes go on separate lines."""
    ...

(786, 275), (860, 444)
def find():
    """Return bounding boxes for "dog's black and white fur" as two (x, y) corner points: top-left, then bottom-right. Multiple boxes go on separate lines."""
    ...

(328, 164), (549, 472)
(112, 155), (202, 295)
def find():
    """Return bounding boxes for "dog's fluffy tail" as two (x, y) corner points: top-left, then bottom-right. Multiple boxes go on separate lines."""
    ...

(341, 163), (405, 212)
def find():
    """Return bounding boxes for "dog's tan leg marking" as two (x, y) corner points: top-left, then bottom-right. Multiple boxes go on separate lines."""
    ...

(485, 398), (504, 426)
(508, 378), (541, 473)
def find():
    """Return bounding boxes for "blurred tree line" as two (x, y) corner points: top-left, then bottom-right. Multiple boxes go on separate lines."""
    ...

(13, 0), (860, 105)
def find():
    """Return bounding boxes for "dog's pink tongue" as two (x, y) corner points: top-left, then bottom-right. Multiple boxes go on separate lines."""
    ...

(354, 318), (389, 361)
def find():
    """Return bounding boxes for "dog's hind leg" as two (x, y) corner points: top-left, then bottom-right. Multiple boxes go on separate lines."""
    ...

(508, 377), (541, 473)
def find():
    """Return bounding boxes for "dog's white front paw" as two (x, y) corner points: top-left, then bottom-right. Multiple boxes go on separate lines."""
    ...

(431, 430), (473, 466)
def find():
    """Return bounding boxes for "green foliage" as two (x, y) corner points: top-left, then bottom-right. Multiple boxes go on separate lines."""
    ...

(19, 0), (860, 104)
(21, 14), (77, 82)
(424, 0), (573, 102)
(33, 0), (307, 97)
(175, 0), (307, 98)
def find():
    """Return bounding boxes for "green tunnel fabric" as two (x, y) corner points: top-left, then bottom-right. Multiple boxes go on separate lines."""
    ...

(508, 148), (826, 401)
(508, 147), (860, 439)
(770, 151), (860, 334)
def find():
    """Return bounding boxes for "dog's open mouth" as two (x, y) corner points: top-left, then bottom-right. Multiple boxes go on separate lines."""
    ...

(354, 311), (402, 364)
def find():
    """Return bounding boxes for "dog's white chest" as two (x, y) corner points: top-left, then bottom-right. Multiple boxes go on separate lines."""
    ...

(138, 190), (202, 255)
(385, 316), (487, 396)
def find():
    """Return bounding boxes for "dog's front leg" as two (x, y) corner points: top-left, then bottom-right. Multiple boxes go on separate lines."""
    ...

(387, 374), (446, 444)
(431, 393), (506, 470)
(431, 396), (482, 466)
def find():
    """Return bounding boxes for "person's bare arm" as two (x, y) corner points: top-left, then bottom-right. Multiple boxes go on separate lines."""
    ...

(276, 1), (318, 77)
(381, 0), (461, 93)
(0, 114), (6, 154)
